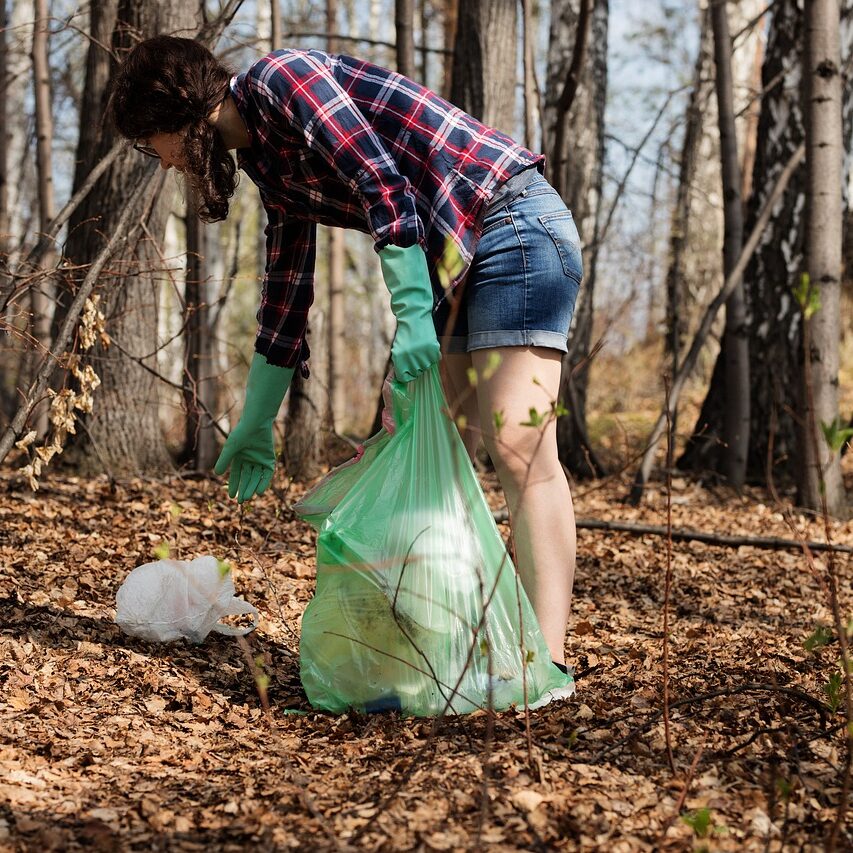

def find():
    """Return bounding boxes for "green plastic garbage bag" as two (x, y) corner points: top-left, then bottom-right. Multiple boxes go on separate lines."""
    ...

(293, 365), (573, 716)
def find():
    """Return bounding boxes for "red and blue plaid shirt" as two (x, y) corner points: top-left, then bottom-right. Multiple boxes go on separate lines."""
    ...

(229, 48), (544, 368)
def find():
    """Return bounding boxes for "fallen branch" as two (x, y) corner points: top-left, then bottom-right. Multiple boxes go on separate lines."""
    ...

(491, 510), (852, 554)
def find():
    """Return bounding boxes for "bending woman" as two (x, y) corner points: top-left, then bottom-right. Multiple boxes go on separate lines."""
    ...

(108, 36), (583, 672)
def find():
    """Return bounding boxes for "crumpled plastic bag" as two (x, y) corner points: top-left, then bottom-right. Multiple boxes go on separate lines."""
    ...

(115, 555), (259, 643)
(293, 365), (574, 716)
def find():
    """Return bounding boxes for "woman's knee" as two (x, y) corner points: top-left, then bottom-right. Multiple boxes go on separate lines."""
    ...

(483, 420), (557, 483)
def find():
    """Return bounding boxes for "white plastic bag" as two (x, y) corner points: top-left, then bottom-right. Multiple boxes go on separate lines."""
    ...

(115, 555), (259, 643)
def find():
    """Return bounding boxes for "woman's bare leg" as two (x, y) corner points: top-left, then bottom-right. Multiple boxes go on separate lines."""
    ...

(471, 346), (576, 665)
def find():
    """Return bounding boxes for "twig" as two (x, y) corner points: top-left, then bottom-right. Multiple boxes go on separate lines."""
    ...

(662, 376), (676, 773)
(0, 167), (161, 465)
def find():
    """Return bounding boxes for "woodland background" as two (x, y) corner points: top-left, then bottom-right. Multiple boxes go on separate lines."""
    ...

(0, 0), (852, 850)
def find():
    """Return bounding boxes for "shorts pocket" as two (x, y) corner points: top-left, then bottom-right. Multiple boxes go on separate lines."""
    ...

(538, 211), (583, 282)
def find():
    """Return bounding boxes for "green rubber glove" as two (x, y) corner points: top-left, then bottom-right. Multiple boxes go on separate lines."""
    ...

(379, 244), (440, 382)
(214, 352), (294, 503)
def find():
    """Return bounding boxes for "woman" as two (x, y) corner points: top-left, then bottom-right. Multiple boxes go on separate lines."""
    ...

(109, 36), (582, 675)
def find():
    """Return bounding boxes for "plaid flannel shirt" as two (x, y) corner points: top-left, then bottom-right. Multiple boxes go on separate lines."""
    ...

(229, 48), (544, 369)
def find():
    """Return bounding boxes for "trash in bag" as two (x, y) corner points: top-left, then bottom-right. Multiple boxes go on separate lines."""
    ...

(293, 364), (573, 716)
(115, 555), (259, 643)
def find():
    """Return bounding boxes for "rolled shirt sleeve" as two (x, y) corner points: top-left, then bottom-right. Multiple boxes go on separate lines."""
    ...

(247, 52), (425, 252)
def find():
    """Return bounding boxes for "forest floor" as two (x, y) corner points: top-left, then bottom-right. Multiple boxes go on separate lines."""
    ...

(0, 461), (852, 852)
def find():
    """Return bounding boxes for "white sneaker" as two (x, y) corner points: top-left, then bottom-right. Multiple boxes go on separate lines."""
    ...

(526, 679), (576, 710)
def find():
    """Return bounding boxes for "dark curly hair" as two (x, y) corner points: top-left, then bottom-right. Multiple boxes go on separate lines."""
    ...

(108, 36), (238, 222)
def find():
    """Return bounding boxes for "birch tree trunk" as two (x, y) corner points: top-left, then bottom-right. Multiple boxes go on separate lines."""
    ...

(545, 0), (609, 478)
(800, 0), (847, 513)
(711, 0), (749, 488)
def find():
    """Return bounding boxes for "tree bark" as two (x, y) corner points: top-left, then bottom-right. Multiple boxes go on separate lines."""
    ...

(449, 0), (517, 135)
(57, 0), (201, 475)
(680, 0), (853, 489)
(800, 0), (846, 514)
(271, 0), (281, 50)
(30, 0), (54, 437)
(545, 0), (609, 479)
(284, 313), (328, 479)
(521, 0), (537, 151)
(395, 0), (416, 78)
(182, 188), (218, 471)
(327, 0), (346, 434)
(711, 0), (749, 488)
(664, 7), (712, 387)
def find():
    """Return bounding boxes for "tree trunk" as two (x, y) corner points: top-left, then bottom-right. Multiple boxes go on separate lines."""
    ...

(284, 312), (328, 479)
(521, 0), (538, 151)
(182, 188), (218, 471)
(449, 0), (517, 135)
(0, 0), (11, 421)
(396, 0), (416, 78)
(441, 0), (458, 99)
(711, 0), (749, 488)
(545, 0), (609, 479)
(271, 0), (281, 51)
(800, 0), (847, 514)
(665, 7), (712, 387)
(283, 0), (336, 477)
(681, 0), (853, 488)
(58, 0), (200, 476)
(29, 0), (54, 438)
(327, 0), (346, 434)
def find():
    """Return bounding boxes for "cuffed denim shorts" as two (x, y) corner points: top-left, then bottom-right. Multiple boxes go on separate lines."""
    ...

(434, 169), (583, 353)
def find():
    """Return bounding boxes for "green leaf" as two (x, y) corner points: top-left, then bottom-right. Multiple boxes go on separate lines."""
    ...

(804, 625), (833, 652)
(437, 237), (465, 292)
(526, 649), (535, 664)
(217, 559), (231, 578)
(776, 777), (792, 802)
(553, 400), (570, 418)
(153, 542), (171, 560)
(479, 638), (489, 656)
(466, 367), (478, 388)
(493, 409), (505, 434)
(820, 417), (853, 455)
(681, 808), (712, 838)
(520, 407), (544, 428)
(483, 352), (502, 380)
(794, 272), (821, 319)
(825, 671), (843, 713)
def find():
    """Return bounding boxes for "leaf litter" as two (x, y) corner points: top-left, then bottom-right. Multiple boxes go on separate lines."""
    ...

(0, 468), (851, 851)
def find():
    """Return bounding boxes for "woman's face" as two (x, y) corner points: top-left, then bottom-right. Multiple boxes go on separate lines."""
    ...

(136, 131), (186, 171)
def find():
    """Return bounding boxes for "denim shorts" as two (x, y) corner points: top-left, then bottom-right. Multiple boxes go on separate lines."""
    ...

(434, 170), (583, 353)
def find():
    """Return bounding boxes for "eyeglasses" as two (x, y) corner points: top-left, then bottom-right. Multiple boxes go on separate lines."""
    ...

(133, 142), (160, 159)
